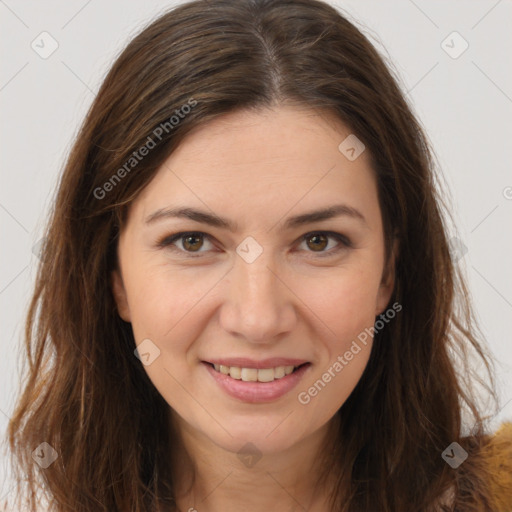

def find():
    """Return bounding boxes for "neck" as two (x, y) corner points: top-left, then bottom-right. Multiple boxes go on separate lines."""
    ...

(169, 412), (339, 512)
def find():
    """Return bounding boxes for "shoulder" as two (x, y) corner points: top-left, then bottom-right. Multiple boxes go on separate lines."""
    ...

(480, 420), (512, 512)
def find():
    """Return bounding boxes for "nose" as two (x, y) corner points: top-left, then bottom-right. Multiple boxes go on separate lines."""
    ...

(219, 251), (297, 343)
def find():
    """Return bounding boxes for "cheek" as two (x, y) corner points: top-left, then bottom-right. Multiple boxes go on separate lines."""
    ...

(295, 264), (382, 346)
(123, 263), (236, 369)
(121, 264), (204, 345)
(294, 270), (378, 417)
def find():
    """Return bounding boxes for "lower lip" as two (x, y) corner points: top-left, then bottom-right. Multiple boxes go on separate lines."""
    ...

(203, 362), (311, 403)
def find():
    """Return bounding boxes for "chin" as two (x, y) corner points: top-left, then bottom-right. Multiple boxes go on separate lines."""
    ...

(200, 413), (313, 456)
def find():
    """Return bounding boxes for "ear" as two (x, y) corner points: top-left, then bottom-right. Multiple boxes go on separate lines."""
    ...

(111, 268), (131, 322)
(375, 237), (399, 316)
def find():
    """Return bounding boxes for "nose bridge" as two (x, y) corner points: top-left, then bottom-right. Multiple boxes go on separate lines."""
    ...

(237, 251), (278, 302)
(221, 247), (295, 341)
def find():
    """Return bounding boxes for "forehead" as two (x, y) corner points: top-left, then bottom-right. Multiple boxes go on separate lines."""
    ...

(167, 105), (357, 170)
(127, 106), (381, 230)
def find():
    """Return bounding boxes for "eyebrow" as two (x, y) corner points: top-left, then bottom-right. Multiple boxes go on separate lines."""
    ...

(144, 203), (368, 231)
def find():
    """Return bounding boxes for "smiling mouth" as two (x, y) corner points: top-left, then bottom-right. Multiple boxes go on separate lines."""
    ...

(204, 362), (310, 382)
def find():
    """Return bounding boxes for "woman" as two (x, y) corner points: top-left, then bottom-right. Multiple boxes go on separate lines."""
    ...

(5, 0), (512, 510)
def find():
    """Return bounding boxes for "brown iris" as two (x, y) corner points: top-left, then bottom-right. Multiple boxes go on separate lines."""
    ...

(305, 233), (328, 251)
(182, 234), (204, 252)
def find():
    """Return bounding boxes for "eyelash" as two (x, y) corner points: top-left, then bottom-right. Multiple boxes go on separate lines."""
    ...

(156, 230), (352, 258)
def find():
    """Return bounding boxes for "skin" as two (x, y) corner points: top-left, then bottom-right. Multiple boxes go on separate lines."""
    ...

(111, 105), (397, 512)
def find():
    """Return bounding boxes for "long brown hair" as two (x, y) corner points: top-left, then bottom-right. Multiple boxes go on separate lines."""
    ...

(5, 0), (500, 510)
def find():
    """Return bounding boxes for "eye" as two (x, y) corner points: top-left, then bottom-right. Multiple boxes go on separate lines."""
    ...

(156, 230), (352, 258)
(297, 231), (352, 257)
(157, 231), (214, 256)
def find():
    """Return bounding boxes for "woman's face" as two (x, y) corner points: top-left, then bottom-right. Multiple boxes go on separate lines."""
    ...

(111, 106), (395, 455)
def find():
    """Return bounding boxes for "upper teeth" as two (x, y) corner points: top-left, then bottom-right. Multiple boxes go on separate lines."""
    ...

(212, 364), (296, 382)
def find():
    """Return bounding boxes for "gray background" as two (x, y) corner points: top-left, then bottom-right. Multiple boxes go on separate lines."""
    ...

(1, 0), (511, 506)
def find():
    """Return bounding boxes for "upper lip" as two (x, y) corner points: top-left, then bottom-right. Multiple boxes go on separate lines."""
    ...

(204, 358), (310, 369)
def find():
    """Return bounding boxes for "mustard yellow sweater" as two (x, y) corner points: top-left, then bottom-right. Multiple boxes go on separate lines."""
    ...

(483, 421), (512, 512)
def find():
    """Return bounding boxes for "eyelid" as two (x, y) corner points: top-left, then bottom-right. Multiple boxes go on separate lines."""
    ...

(157, 230), (352, 257)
